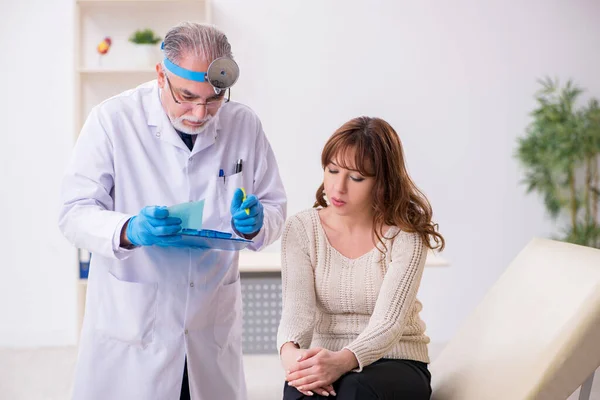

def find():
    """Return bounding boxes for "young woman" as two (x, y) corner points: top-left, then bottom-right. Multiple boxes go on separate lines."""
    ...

(277, 116), (445, 399)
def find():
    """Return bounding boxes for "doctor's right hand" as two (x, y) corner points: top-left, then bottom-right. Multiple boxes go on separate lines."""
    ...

(124, 206), (182, 247)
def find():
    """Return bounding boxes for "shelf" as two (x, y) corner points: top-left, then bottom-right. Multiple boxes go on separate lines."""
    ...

(239, 251), (281, 273)
(77, 0), (206, 5)
(425, 250), (450, 267)
(237, 250), (449, 272)
(76, 253), (281, 285)
(78, 250), (448, 281)
(78, 67), (157, 74)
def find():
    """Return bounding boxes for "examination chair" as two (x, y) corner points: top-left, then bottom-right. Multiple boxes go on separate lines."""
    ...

(430, 238), (600, 400)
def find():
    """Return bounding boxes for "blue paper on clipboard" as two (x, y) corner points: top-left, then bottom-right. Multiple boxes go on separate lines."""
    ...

(167, 200), (252, 251)
(167, 200), (205, 230)
(177, 229), (252, 251)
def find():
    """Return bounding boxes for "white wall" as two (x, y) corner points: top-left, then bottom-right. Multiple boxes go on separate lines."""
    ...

(0, 0), (77, 346)
(1, 0), (599, 347)
(211, 0), (600, 342)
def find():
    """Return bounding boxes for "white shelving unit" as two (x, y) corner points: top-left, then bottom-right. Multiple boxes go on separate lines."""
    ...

(74, 0), (211, 338)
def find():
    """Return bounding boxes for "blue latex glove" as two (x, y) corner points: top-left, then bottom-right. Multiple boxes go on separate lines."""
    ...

(126, 206), (182, 247)
(230, 188), (264, 236)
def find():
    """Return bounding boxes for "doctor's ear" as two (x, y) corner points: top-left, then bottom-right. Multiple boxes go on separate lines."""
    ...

(156, 64), (166, 87)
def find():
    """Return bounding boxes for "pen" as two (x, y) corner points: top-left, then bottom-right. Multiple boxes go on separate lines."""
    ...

(219, 169), (225, 183)
(235, 160), (249, 214)
(240, 187), (250, 215)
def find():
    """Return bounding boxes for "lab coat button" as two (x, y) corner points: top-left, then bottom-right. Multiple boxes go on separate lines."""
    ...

(185, 329), (189, 335)
(190, 282), (194, 288)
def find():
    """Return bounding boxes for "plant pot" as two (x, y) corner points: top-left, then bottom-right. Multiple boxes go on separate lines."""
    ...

(130, 43), (161, 68)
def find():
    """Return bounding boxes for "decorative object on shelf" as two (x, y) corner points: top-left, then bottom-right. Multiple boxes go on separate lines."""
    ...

(129, 28), (162, 68)
(96, 36), (112, 67)
(515, 77), (600, 248)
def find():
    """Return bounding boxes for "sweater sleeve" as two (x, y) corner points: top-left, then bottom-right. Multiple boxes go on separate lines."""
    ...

(344, 231), (427, 371)
(276, 216), (317, 354)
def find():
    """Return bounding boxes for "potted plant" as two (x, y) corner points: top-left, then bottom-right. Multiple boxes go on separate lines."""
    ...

(516, 77), (600, 248)
(128, 28), (162, 68)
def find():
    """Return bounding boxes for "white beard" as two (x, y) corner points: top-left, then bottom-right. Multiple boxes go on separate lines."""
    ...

(170, 113), (216, 135)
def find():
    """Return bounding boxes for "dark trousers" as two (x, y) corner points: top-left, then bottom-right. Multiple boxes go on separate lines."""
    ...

(180, 358), (190, 400)
(283, 359), (431, 400)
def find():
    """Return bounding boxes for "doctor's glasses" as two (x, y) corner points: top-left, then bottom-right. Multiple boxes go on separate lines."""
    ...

(165, 73), (230, 111)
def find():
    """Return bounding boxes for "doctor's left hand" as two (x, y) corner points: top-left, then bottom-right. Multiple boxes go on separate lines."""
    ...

(124, 206), (182, 247)
(230, 188), (264, 237)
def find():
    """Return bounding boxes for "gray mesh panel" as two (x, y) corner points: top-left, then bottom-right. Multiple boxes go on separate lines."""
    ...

(240, 272), (282, 354)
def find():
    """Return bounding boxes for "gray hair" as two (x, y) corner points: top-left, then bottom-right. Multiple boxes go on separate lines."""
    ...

(162, 22), (233, 64)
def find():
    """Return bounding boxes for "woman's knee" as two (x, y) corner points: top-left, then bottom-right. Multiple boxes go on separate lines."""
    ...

(336, 374), (378, 400)
(336, 367), (431, 400)
(282, 381), (331, 400)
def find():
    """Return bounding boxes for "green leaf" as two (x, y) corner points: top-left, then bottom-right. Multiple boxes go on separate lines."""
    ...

(515, 76), (600, 248)
(129, 29), (162, 45)
(561, 221), (600, 247)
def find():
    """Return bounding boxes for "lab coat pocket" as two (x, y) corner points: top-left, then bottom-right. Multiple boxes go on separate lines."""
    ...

(213, 276), (243, 349)
(96, 272), (158, 347)
(217, 171), (245, 225)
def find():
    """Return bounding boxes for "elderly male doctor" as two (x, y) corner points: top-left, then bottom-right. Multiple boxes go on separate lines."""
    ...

(59, 22), (286, 400)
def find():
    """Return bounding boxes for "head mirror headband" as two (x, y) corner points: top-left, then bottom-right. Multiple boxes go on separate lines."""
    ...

(161, 41), (240, 94)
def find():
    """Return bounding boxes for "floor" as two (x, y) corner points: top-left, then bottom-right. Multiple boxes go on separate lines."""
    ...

(0, 345), (597, 399)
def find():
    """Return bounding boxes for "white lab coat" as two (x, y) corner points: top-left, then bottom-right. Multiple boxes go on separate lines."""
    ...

(59, 80), (287, 400)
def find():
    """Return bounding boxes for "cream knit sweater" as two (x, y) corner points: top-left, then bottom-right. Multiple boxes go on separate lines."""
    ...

(276, 208), (430, 371)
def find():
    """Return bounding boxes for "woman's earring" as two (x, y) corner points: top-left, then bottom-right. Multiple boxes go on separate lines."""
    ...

(323, 191), (330, 206)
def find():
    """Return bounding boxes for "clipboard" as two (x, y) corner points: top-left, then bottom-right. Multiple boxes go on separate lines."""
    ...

(176, 229), (252, 251)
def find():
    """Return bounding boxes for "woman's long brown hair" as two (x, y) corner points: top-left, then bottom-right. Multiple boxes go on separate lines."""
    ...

(314, 116), (445, 252)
